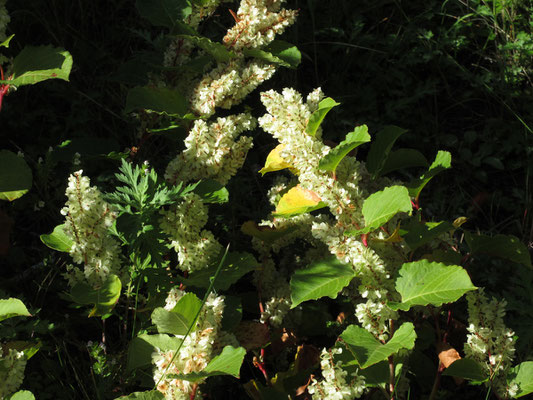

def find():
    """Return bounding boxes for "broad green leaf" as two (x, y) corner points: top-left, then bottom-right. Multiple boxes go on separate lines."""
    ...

(70, 274), (122, 316)
(151, 307), (191, 336)
(180, 252), (259, 290)
(290, 256), (355, 308)
(127, 334), (183, 371)
(305, 97), (340, 137)
(7, 391), (36, 400)
(40, 224), (73, 252)
(0, 46), (72, 87)
(318, 125), (371, 173)
(380, 148), (429, 175)
(366, 126), (407, 176)
(0, 150), (32, 201)
(171, 346), (246, 382)
(115, 391), (165, 400)
(273, 185), (326, 217)
(0, 298), (31, 322)
(407, 151), (451, 201)
(390, 260), (476, 311)
(259, 144), (294, 176)
(0, 34), (14, 48)
(442, 358), (487, 381)
(402, 221), (455, 252)
(341, 323), (416, 368)
(465, 232), (532, 268)
(135, 0), (191, 29)
(172, 292), (203, 325)
(193, 179), (229, 203)
(243, 40), (301, 69)
(507, 361), (533, 398)
(178, 35), (235, 63)
(241, 220), (298, 244)
(125, 86), (188, 115)
(346, 186), (412, 235)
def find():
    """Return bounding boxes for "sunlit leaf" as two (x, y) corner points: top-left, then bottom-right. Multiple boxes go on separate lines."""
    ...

(273, 185), (326, 217)
(193, 179), (229, 203)
(389, 260), (476, 311)
(244, 40), (301, 69)
(0, 298), (31, 322)
(306, 97), (340, 137)
(0, 46), (72, 87)
(40, 224), (73, 252)
(170, 346), (246, 382)
(402, 220), (455, 251)
(115, 390), (165, 400)
(507, 361), (533, 398)
(341, 323), (416, 368)
(290, 256), (355, 308)
(346, 186), (412, 235)
(7, 391), (36, 400)
(407, 151), (451, 201)
(127, 334), (183, 371)
(70, 274), (122, 317)
(259, 144), (294, 176)
(0, 150), (32, 201)
(0, 34), (14, 48)
(178, 35), (235, 62)
(318, 125), (371, 173)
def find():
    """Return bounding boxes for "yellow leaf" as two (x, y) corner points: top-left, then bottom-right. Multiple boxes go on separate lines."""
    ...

(274, 185), (326, 217)
(453, 216), (468, 228)
(259, 144), (294, 176)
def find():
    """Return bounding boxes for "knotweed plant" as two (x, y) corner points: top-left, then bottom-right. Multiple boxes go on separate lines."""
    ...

(33, 1), (533, 399)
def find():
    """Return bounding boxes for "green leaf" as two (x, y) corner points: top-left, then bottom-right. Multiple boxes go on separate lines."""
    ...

(135, 0), (191, 29)
(115, 391), (165, 400)
(290, 256), (355, 308)
(127, 334), (183, 371)
(402, 221), (455, 252)
(69, 274), (122, 316)
(465, 232), (532, 268)
(341, 323), (416, 368)
(7, 391), (36, 400)
(181, 252), (259, 291)
(0, 298), (31, 322)
(0, 150), (32, 201)
(0, 34), (14, 48)
(243, 40), (301, 69)
(151, 292), (203, 335)
(390, 260), (477, 311)
(125, 86), (188, 115)
(171, 346), (246, 382)
(365, 126), (407, 176)
(346, 186), (412, 235)
(273, 185), (326, 218)
(442, 358), (487, 381)
(178, 35), (235, 63)
(380, 148), (429, 175)
(151, 307), (191, 336)
(40, 224), (73, 252)
(0, 46), (72, 87)
(193, 179), (229, 203)
(318, 125), (371, 173)
(305, 97), (340, 137)
(407, 151), (451, 201)
(507, 361), (533, 398)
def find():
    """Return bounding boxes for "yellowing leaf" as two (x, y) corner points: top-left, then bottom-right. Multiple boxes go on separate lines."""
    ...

(259, 144), (294, 176)
(274, 185), (326, 217)
(453, 217), (468, 228)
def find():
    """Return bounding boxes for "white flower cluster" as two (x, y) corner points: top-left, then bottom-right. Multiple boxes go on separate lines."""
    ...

(307, 348), (366, 400)
(159, 193), (222, 272)
(464, 289), (517, 397)
(153, 290), (226, 400)
(223, 0), (297, 51)
(190, 59), (276, 116)
(0, 348), (27, 398)
(165, 113), (255, 185)
(0, 0), (9, 43)
(60, 170), (122, 287)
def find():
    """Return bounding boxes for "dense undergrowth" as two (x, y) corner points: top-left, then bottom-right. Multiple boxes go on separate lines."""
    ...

(1, 1), (532, 399)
